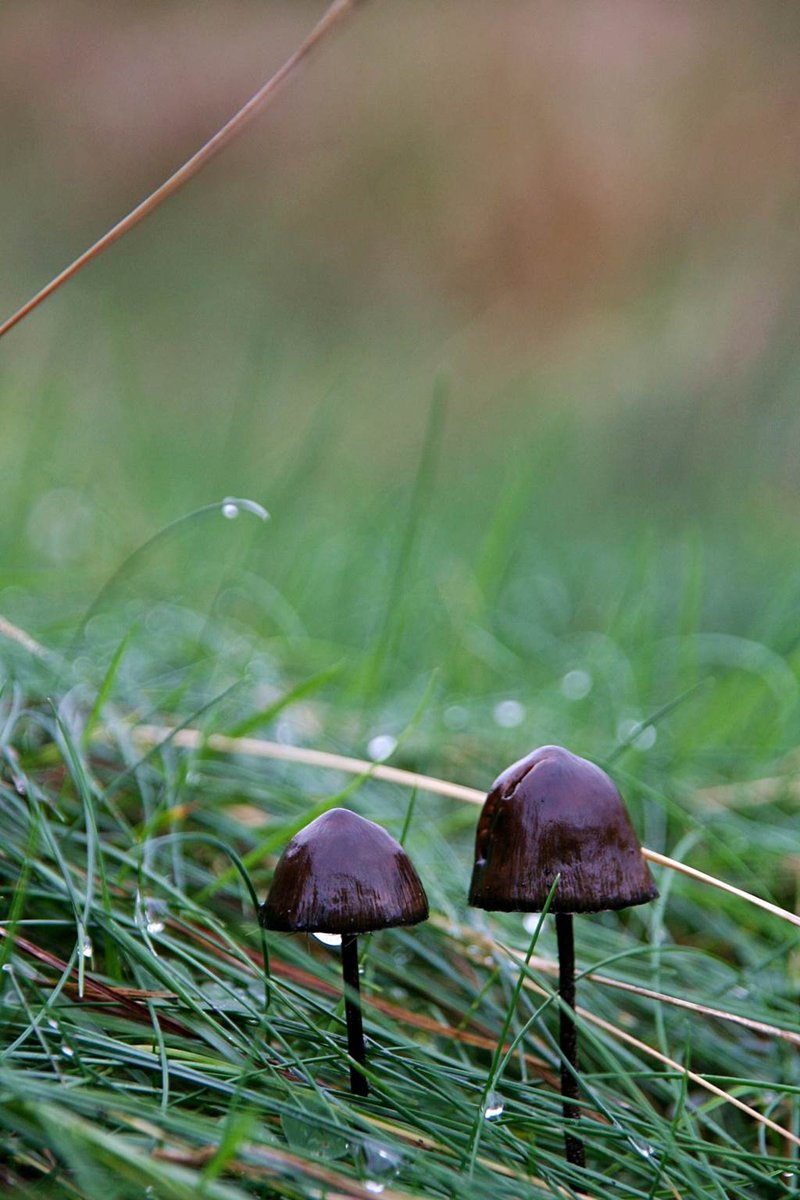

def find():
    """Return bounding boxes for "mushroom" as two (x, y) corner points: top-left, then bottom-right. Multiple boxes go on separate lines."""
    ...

(260, 807), (429, 1096)
(468, 745), (657, 1167)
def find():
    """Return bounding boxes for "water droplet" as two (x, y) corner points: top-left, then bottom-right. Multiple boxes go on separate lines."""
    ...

(493, 700), (525, 729)
(48, 1019), (59, 1031)
(275, 716), (296, 745)
(1, 963), (13, 975)
(636, 725), (657, 750)
(313, 932), (342, 947)
(483, 1093), (505, 1120)
(220, 496), (269, 521)
(630, 1139), (658, 1162)
(135, 893), (168, 937)
(617, 718), (657, 751)
(443, 705), (469, 731)
(561, 669), (592, 700)
(61, 1043), (74, 1059)
(358, 1140), (403, 1193)
(81, 937), (93, 958)
(367, 734), (397, 762)
(363, 1141), (403, 1173)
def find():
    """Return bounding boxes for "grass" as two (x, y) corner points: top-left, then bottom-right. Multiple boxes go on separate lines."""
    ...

(2, 435), (800, 1198)
(2, 7), (800, 1190)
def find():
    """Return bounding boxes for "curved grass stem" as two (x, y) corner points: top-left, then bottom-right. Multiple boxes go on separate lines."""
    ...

(0, 0), (366, 339)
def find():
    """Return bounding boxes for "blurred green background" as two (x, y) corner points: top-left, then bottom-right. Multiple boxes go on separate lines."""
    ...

(2, 0), (800, 792)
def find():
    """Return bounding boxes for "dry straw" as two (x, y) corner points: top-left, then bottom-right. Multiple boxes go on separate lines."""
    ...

(0, 0), (367, 339)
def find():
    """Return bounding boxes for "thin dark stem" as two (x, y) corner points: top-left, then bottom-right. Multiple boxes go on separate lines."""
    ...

(341, 932), (368, 1096)
(555, 912), (584, 1168)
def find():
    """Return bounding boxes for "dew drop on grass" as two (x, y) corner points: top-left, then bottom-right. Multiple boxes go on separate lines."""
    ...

(617, 718), (657, 751)
(483, 1093), (505, 1120)
(135, 892), (168, 937)
(275, 716), (296, 745)
(313, 932), (342, 947)
(61, 1043), (74, 1059)
(81, 937), (93, 958)
(220, 496), (269, 521)
(367, 734), (397, 761)
(561, 669), (592, 700)
(358, 1139), (403, 1193)
(443, 704), (469, 730)
(493, 700), (525, 728)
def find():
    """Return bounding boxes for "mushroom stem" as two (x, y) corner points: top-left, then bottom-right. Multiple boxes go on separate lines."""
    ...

(341, 932), (368, 1096)
(555, 912), (584, 1168)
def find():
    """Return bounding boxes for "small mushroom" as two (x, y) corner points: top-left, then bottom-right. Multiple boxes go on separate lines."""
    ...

(260, 807), (428, 1096)
(468, 745), (657, 1167)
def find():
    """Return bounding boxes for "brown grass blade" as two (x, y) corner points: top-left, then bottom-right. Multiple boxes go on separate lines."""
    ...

(0, 0), (366, 339)
(0, 926), (191, 1037)
(0, 616), (49, 660)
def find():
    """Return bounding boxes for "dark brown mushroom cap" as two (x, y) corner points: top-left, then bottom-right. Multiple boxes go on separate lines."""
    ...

(468, 745), (657, 914)
(260, 808), (429, 934)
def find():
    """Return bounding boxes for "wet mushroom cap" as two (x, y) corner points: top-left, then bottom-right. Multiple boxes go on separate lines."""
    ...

(469, 745), (657, 914)
(260, 808), (429, 934)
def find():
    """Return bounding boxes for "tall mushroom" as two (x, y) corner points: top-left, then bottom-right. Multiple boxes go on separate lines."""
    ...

(468, 745), (657, 1168)
(260, 807), (428, 1097)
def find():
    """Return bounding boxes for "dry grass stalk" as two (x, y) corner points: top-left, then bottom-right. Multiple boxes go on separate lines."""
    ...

(0, 0), (367, 339)
(127, 722), (800, 932)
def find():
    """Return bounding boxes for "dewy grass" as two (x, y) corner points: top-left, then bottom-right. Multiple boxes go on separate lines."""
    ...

(121, 722), (800, 933)
(2, 605), (800, 1199)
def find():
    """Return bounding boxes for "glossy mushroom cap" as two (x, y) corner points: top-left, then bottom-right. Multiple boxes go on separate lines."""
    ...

(469, 745), (657, 914)
(260, 808), (429, 934)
